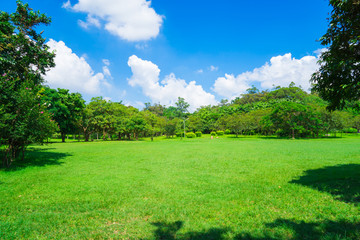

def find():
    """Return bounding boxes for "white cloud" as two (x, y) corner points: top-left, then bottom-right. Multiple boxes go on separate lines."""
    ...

(314, 48), (327, 57)
(209, 65), (218, 71)
(213, 74), (252, 100)
(62, 0), (71, 9)
(44, 39), (111, 95)
(78, 15), (101, 29)
(127, 55), (217, 112)
(102, 59), (110, 66)
(213, 53), (319, 99)
(102, 66), (111, 77)
(196, 69), (204, 74)
(135, 43), (149, 50)
(123, 100), (145, 109)
(65, 0), (163, 42)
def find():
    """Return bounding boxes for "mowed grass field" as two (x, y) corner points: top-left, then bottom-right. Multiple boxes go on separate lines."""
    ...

(1, 136), (360, 239)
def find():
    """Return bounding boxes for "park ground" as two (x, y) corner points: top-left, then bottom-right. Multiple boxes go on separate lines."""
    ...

(1, 135), (360, 239)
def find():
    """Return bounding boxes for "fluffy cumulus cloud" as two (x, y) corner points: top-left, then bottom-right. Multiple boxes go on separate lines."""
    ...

(127, 55), (217, 112)
(213, 53), (319, 99)
(64, 0), (163, 41)
(44, 39), (111, 95)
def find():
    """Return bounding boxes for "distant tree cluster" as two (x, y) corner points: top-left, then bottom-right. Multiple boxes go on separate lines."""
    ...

(39, 84), (360, 143)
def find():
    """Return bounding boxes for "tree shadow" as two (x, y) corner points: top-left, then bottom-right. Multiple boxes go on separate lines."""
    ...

(260, 218), (360, 240)
(145, 221), (228, 240)
(1, 147), (70, 171)
(290, 164), (360, 204)
(146, 218), (360, 240)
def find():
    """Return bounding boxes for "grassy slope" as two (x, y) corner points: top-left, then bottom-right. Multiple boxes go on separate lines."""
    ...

(0, 136), (360, 239)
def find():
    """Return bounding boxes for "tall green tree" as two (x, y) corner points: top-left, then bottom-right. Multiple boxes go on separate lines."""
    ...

(175, 97), (190, 118)
(77, 106), (94, 142)
(87, 97), (117, 141)
(0, 1), (56, 167)
(143, 110), (161, 141)
(226, 114), (244, 137)
(311, 0), (360, 110)
(41, 88), (85, 142)
(268, 102), (320, 139)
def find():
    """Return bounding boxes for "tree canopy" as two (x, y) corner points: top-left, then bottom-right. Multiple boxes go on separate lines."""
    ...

(0, 1), (56, 167)
(311, 0), (360, 110)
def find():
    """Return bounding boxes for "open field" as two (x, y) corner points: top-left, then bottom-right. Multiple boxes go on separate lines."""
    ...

(1, 135), (360, 239)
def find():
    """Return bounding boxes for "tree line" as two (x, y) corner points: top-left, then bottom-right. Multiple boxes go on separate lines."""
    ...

(36, 84), (360, 144)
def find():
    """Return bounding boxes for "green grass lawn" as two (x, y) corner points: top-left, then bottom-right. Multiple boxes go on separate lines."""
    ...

(1, 135), (360, 239)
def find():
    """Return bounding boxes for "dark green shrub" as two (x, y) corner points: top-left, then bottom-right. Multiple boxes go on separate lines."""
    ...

(210, 131), (217, 136)
(176, 132), (185, 137)
(195, 131), (202, 137)
(186, 132), (196, 138)
(225, 129), (231, 135)
(216, 130), (224, 136)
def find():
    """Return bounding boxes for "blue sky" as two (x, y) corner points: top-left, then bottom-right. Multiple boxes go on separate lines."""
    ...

(2, 0), (331, 111)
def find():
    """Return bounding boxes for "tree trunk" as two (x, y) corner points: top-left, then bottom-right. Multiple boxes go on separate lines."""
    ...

(61, 132), (66, 142)
(21, 148), (26, 161)
(292, 129), (295, 139)
(84, 132), (89, 142)
(103, 129), (107, 140)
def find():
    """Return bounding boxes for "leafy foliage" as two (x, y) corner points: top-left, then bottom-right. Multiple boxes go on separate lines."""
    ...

(41, 87), (85, 142)
(311, 0), (360, 110)
(185, 132), (196, 138)
(0, 1), (56, 167)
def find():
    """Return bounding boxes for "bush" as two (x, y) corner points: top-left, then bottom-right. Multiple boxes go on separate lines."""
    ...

(186, 132), (196, 138)
(176, 132), (185, 137)
(210, 131), (217, 136)
(225, 129), (231, 135)
(216, 130), (224, 136)
(343, 128), (358, 133)
(52, 133), (62, 139)
(195, 131), (202, 137)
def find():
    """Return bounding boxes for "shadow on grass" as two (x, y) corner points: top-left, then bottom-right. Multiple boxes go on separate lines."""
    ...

(146, 219), (360, 240)
(290, 164), (360, 204)
(145, 221), (228, 240)
(259, 218), (360, 240)
(1, 147), (71, 171)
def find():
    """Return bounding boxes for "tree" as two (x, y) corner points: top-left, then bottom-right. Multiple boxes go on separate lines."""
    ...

(164, 118), (178, 138)
(175, 97), (190, 118)
(269, 102), (309, 139)
(143, 110), (158, 141)
(311, 0), (360, 110)
(124, 113), (148, 140)
(226, 114), (244, 137)
(352, 115), (360, 132)
(41, 88), (85, 142)
(0, 1), (56, 167)
(144, 102), (165, 116)
(163, 106), (178, 120)
(87, 97), (117, 140)
(77, 106), (94, 142)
